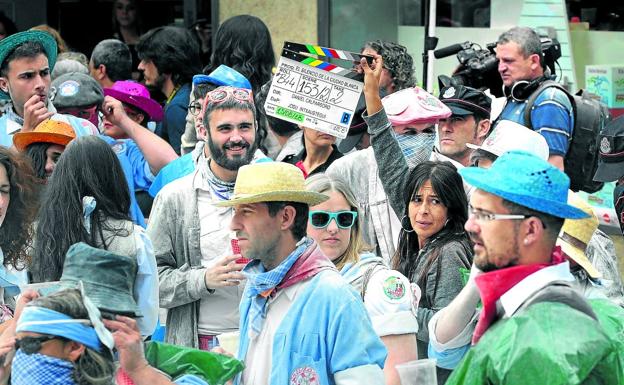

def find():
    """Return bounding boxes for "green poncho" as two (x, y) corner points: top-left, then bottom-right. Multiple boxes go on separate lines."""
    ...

(446, 302), (623, 385)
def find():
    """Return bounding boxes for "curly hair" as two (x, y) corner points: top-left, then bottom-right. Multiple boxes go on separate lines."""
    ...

(363, 40), (417, 91)
(206, 15), (275, 94)
(0, 148), (38, 270)
(136, 26), (201, 87)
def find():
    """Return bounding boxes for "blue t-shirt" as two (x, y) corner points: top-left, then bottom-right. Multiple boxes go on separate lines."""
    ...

(155, 83), (191, 155)
(100, 135), (153, 227)
(498, 86), (574, 156)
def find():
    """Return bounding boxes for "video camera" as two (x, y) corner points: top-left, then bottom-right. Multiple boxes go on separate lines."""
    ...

(434, 37), (561, 97)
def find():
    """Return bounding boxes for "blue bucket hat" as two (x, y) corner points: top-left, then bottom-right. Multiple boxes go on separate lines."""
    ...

(193, 65), (252, 90)
(459, 150), (588, 219)
(0, 31), (58, 100)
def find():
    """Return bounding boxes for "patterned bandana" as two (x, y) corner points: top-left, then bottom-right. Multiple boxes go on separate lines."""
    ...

(393, 131), (436, 168)
(243, 238), (312, 337)
(198, 151), (235, 201)
(11, 350), (76, 385)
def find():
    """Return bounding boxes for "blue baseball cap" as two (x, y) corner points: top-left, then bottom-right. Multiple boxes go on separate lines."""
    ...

(459, 150), (588, 219)
(193, 65), (252, 90)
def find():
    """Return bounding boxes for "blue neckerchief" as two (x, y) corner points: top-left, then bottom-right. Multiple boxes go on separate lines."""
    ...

(243, 237), (312, 337)
(392, 131), (436, 168)
(11, 350), (76, 385)
(197, 151), (235, 201)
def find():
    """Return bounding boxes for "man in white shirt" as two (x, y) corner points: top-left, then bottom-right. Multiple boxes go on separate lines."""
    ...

(215, 161), (387, 385)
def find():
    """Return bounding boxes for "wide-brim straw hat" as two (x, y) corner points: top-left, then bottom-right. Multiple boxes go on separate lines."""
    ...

(214, 162), (328, 207)
(556, 192), (601, 278)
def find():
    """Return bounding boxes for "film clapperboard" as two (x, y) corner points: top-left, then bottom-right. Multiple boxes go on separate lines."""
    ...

(264, 42), (373, 139)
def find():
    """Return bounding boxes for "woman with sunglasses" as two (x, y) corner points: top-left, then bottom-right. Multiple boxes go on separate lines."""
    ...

(305, 173), (418, 385)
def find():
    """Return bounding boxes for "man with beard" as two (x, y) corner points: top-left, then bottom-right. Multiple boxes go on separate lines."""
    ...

(147, 86), (263, 349)
(0, 31), (96, 147)
(136, 26), (201, 154)
(426, 151), (621, 384)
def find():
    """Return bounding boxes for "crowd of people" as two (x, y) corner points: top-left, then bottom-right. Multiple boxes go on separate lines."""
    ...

(0, 8), (618, 385)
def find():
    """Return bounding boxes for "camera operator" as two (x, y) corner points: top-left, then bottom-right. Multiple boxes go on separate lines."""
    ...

(495, 26), (572, 171)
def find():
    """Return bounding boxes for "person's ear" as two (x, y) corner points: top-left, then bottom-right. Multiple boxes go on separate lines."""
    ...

(96, 64), (106, 80)
(280, 205), (297, 232)
(64, 341), (86, 362)
(519, 216), (544, 248)
(135, 112), (145, 125)
(529, 53), (542, 72)
(0, 77), (8, 93)
(475, 118), (491, 144)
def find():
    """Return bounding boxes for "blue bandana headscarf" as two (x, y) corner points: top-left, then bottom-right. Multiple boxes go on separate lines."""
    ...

(11, 350), (76, 385)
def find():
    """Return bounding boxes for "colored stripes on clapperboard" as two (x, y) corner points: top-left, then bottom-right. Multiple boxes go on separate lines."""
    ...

(281, 41), (373, 80)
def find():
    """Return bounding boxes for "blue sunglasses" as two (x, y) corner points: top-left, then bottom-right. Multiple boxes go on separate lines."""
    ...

(309, 210), (358, 229)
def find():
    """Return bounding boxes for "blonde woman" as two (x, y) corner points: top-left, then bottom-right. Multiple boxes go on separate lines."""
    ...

(305, 173), (419, 385)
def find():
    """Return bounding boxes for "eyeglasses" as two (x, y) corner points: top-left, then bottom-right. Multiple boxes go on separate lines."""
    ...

(59, 106), (99, 121)
(468, 205), (528, 222)
(15, 335), (64, 354)
(188, 101), (202, 116)
(205, 87), (253, 105)
(309, 210), (358, 229)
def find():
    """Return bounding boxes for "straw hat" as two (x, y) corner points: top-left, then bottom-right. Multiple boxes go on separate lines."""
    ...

(13, 119), (76, 151)
(214, 162), (328, 207)
(556, 193), (601, 278)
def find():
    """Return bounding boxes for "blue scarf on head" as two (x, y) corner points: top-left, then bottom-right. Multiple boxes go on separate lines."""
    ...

(243, 238), (312, 338)
(11, 350), (76, 385)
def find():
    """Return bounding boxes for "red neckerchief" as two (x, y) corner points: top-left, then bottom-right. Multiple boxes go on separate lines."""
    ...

(294, 161), (309, 178)
(260, 242), (335, 299)
(471, 247), (566, 344)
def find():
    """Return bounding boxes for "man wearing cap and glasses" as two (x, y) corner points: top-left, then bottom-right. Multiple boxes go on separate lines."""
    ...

(213, 161), (385, 385)
(435, 85), (491, 167)
(426, 151), (620, 384)
(593, 115), (624, 235)
(147, 86), (263, 349)
(0, 31), (96, 147)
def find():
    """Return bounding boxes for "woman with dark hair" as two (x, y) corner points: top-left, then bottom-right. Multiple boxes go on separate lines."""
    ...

(206, 15), (274, 94)
(30, 136), (158, 336)
(0, 148), (37, 320)
(357, 55), (471, 383)
(283, 127), (342, 178)
(112, 0), (143, 78)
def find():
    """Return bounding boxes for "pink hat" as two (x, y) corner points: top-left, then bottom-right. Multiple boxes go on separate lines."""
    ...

(104, 81), (164, 122)
(382, 86), (451, 126)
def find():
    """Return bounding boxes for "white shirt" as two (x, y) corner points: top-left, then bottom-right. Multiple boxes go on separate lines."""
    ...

(196, 187), (244, 335)
(242, 279), (311, 385)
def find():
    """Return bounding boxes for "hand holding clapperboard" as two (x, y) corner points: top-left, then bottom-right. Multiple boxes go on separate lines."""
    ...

(263, 42), (373, 139)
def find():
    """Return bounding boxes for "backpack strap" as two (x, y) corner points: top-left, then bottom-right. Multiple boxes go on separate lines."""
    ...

(522, 80), (572, 130)
(360, 262), (386, 300)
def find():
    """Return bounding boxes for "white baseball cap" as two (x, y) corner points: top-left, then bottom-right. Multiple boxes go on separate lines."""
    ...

(467, 120), (549, 160)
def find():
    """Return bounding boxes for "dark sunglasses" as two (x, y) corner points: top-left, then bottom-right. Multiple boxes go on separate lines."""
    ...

(15, 335), (65, 354)
(309, 210), (358, 229)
